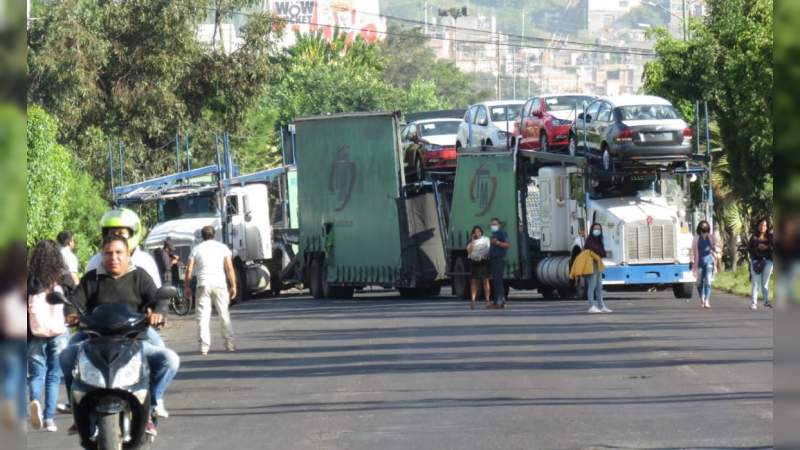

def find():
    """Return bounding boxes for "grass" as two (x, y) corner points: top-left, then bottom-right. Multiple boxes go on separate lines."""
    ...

(714, 265), (775, 298)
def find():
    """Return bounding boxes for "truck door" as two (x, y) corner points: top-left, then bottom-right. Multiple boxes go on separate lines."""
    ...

(226, 194), (245, 257)
(568, 170), (587, 243)
(242, 185), (271, 261)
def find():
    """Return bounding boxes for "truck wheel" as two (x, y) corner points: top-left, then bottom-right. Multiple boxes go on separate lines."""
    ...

(538, 286), (556, 299)
(398, 288), (423, 299)
(540, 133), (549, 152)
(329, 286), (354, 299)
(568, 133), (578, 156)
(95, 413), (121, 450)
(309, 258), (323, 299)
(414, 157), (425, 182)
(270, 272), (281, 297)
(672, 282), (694, 299)
(452, 257), (470, 300)
(426, 286), (442, 297)
(233, 263), (249, 304)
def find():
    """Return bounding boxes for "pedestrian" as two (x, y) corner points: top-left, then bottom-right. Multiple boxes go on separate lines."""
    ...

(466, 226), (491, 310)
(161, 238), (180, 287)
(570, 223), (611, 313)
(184, 226), (237, 355)
(60, 235), (180, 436)
(748, 218), (774, 310)
(57, 231), (80, 287)
(26, 240), (69, 432)
(0, 243), (27, 432)
(775, 217), (800, 308)
(488, 218), (511, 309)
(691, 220), (719, 309)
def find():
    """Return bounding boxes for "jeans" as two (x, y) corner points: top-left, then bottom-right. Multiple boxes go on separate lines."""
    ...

(196, 286), (234, 352)
(489, 257), (506, 306)
(59, 327), (179, 410)
(751, 260), (773, 306)
(697, 256), (714, 301)
(27, 333), (68, 420)
(584, 262), (605, 308)
(0, 340), (27, 422)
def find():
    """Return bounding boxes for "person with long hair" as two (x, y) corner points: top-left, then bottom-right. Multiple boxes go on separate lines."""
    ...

(570, 223), (611, 313)
(26, 240), (69, 432)
(691, 220), (719, 309)
(748, 218), (774, 310)
(466, 225), (491, 309)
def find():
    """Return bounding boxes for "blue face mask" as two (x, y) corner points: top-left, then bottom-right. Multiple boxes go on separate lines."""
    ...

(592, 229), (602, 237)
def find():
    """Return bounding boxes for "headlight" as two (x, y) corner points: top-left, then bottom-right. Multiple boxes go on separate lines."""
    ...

(78, 351), (106, 388)
(497, 131), (509, 138)
(426, 143), (443, 151)
(112, 352), (143, 388)
(552, 118), (572, 126)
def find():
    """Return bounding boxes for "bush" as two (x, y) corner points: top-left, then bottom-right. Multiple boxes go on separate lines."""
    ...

(27, 105), (109, 267)
(714, 265), (776, 298)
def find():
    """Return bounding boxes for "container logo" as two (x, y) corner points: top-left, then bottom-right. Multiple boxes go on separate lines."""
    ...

(469, 165), (497, 217)
(329, 146), (356, 211)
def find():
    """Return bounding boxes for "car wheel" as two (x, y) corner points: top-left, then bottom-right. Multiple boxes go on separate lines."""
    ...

(514, 136), (520, 153)
(485, 140), (493, 147)
(540, 133), (549, 152)
(456, 141), (462, 152)
(568, 133), (578, 156)
(414, 157), (425, 181)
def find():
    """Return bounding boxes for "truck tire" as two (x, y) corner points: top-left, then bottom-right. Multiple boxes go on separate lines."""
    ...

(452, 257), (470, 300)
(398, 288), (423, 299)
(673, 282), (694, 299)
(309, 258), (323, 299)
(538, 286), (556, 299)
(95, 413), (121, 450)
(232, 263), (249, 304)
(425, 286), (442, 297)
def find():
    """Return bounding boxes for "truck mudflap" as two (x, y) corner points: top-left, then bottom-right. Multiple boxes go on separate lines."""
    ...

(601, 263), (694, 285)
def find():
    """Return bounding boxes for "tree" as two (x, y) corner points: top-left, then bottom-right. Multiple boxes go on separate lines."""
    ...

(642, 0), (773, 237)
(28, 0), (279, 183)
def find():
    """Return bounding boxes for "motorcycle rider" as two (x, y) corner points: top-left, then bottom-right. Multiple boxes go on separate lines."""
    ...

(86, 208), (162, 289)
(59, 235), (180, 437)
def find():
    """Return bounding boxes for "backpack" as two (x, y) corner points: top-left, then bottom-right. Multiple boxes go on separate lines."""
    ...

(28, 285), (67, 338)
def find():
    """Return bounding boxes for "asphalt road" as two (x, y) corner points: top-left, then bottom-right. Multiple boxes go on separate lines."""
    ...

(28, 288), (773, 450)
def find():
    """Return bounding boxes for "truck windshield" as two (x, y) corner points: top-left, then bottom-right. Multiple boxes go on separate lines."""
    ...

(158, 194), (218, 221)
(593, 174), (687, 207)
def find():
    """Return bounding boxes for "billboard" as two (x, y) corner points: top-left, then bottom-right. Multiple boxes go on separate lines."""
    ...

(265, 0), (386, 46)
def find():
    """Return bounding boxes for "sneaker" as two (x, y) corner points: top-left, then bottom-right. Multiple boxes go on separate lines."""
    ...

(153, 400), (169, 419)
(145, 421), (158, 436)
(56, 403), (71, 414)
(600, 306), (613, 313)
(587, 305), (602, 314)
(200, 347), (209, 356)
(226, 342), (236, 352)
(44, 418), (57, 432)
(67, 423), (79, 435)
(28, 400), (43, 430)
(765, 302), (773, 308)
(750, 304), (758, 310)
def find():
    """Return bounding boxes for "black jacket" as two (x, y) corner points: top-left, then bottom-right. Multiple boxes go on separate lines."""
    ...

(67, 266), (165, 318)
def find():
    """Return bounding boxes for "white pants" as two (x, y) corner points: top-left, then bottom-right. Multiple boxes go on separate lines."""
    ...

(195, 286), (234, 351)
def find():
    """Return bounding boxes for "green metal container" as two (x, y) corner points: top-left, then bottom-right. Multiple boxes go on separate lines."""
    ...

(294, 112), (447, 293)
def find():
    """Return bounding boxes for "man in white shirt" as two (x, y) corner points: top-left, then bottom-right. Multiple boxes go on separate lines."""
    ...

(184, 225), (237, 356)
(57, 231), (80, 286)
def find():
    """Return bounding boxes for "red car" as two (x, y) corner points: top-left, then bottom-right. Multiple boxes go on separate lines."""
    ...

(515, 94), (597, 152)
(401, 118), (460, 180)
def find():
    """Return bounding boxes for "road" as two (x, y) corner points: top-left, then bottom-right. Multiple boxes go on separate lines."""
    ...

(28, 288), (773, 450)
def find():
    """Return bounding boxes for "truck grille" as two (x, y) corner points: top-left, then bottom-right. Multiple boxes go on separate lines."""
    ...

(625, 220), (676, 263)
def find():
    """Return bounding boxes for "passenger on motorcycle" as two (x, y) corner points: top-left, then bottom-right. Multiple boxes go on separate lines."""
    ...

(59, 235), (180, 436)
(86, 208), (162, 288)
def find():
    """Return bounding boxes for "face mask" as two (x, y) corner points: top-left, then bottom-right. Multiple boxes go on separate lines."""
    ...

(592, 229), (602, 237)
(700, 228), (709, 234)
(490, 225), (500, 232)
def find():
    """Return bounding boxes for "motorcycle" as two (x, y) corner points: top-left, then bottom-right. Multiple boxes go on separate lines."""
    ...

(51, 286), (177, 450)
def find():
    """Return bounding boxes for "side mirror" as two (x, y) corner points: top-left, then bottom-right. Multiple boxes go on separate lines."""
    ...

(533, 111), (543, 118)
(245, 212), (252, 222)
(479, 118), (489, 126)
(577, 112), (585, 120)
(156, 286), (178, 300)
(584, 114), (593, 123)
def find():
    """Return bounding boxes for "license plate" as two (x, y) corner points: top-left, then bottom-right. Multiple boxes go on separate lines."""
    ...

(643, 132), (673, 142)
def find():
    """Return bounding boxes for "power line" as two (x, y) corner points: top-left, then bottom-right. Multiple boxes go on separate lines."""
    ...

(185, 4), (656, 57)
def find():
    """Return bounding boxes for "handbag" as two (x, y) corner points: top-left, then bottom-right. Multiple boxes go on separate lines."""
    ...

(28, 285), (67, 338)
(752, 257), (766, 275)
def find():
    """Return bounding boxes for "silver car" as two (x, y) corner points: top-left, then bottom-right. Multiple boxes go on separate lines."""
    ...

(456, 100), (525, 150)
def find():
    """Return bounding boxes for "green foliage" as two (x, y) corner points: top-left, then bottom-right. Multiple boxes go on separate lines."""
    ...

(402, 78), (444, 114)
(27, 106), (108, 265)
(0, 106), (26, 248)
(714, 266), (774, 298)
(642, 0), (773, 224)
(28, 0), (279, 183)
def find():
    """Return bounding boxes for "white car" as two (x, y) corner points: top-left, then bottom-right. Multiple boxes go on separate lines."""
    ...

(456, 100), (525, 150)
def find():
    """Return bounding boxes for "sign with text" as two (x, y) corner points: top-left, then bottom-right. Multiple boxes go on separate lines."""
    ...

(267, 0), (386, 46)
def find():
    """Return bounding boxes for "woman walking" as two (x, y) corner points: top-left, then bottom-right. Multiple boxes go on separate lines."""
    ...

(748, 218), (774, 310)
(691, 220), (719, 309)
(26, 240), (69, 432)
(466, 226), (491, 309)
(570, 223), (611, 313)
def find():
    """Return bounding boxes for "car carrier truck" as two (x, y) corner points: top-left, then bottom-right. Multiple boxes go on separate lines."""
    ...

(448, 148), (707, 299)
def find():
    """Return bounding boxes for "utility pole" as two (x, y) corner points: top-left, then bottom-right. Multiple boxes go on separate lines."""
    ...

(682, 0), (687, 42)
(496, 30), (501, 100)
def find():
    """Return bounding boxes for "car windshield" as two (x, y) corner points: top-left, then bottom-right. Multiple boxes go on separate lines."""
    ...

(158, 193), (218, 221)
(545, 95), (595, 112)
(419, 121), (460, 137)
(617, 104), (679, 121)
(489, 105), (521, 122)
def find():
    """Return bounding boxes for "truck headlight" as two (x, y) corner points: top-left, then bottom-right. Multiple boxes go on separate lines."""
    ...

(78, 351), (106, 388)
(112, 353), (143, 388)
